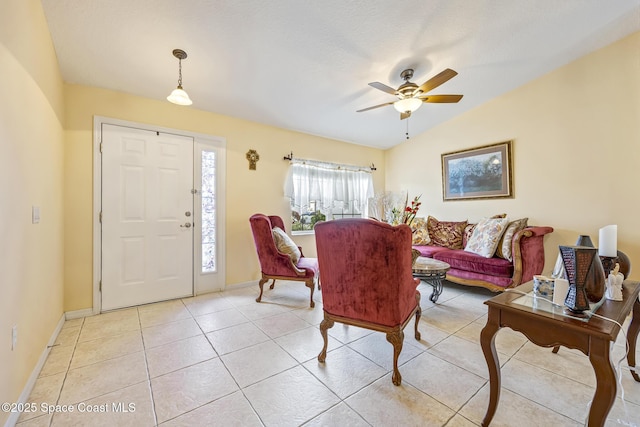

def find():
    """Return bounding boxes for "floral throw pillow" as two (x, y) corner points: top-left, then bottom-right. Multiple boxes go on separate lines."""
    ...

(272, 226), (301, 264)
(411, 217), (431, 245)
(462, 214), (505, 248)
(495, 218), (529, 261)
(427, 216), (467, 249)
(465, 217), (510, 258)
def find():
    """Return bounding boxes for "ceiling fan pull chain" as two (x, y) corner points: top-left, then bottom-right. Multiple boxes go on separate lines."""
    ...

(406, 118), (410, 139)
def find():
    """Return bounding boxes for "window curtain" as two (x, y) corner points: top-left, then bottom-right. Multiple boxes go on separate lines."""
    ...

(284, 160), (374, 216)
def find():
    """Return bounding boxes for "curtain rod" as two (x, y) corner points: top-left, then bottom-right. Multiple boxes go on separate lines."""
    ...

(283, 152), (376, 171)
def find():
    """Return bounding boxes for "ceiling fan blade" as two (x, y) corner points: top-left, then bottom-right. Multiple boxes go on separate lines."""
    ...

(420, 94), (463, 103)
(417, 68), (458, 94)
(368, 82), (397, 95)
(356, 101), (394, 112)
(400, 111), (411, 120)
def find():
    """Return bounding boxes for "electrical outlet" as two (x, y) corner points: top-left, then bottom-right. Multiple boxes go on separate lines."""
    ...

(11, 325), (17, 350)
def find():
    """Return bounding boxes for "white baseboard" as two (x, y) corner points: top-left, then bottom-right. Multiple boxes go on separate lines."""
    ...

(225, 280), (256, 290)
(4, 314), (66, 427)
(65, 308), (95, 320)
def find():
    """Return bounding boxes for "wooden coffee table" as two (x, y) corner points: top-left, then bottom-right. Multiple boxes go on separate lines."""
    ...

(480, 280), (640, 427)
(412, 256), (450, 303)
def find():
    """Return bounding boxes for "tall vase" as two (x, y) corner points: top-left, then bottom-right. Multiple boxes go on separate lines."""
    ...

(585, 256), (605, 303)
(560, 246), (595, 313)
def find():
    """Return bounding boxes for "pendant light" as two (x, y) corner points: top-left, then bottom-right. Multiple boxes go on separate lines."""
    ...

(167, 49), (193, 106)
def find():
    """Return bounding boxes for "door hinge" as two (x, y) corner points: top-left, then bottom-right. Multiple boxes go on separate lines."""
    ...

(191, 189), (198, 194)
(99, 211), (102, 223)
(99, 142), (103, 153)
(99, 280), (102, 292)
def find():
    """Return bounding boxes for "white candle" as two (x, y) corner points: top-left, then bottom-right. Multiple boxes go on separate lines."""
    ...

(598, 225), (617, 257)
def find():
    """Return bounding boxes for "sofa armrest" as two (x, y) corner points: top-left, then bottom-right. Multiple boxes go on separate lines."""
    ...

(510, 226), (554, 287)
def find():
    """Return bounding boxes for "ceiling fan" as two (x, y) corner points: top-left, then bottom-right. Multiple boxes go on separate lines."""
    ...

(357, 68), (463, 120)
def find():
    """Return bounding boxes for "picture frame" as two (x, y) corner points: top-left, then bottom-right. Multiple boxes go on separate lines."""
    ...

(441, 140), (513, 201)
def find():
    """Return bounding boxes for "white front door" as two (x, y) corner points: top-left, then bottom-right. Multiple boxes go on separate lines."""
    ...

(101, 124), (194, 310)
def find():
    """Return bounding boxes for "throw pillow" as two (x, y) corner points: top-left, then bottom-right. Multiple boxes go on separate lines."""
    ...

(463, 214), (506, 248)
(465, 217), (510, 258)
(411, 217), (431, 245)
(496, 218), (529, 261)
(272, 226), (301, 264)
(427, 216), (467, 249)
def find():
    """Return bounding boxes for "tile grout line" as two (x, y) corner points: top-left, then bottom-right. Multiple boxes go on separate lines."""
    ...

(137, 306), (159, 427)
(47, 317), (85, 427)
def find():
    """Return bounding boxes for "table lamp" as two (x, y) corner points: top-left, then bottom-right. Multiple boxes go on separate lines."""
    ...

(560, 245), (596, 314)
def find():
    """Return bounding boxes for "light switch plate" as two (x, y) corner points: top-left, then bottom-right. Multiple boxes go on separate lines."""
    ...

(32, 206), (40, 224)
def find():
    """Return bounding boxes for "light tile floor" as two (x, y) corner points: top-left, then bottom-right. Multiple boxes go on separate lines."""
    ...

(16, 281), (640, 426)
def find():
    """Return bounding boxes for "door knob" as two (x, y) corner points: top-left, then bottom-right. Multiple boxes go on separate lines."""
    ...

(180, 222), (192, 228)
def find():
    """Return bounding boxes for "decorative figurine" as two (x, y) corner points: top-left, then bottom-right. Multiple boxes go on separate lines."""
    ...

(605, 263), (624, 301)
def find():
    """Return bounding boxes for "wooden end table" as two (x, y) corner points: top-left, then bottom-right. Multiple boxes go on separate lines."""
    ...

(412, 257), (450, 303)
(480, 280), (640, 427)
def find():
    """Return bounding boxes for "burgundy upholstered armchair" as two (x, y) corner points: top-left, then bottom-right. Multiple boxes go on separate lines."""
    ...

(314, 218), (422, 386)
(249, 214), (319, 308)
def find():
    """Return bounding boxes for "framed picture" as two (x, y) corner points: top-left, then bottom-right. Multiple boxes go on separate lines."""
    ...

(441, 140), (513, 201)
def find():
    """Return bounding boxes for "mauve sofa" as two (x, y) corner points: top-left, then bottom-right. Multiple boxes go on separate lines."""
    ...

(413, 225), (554, 292)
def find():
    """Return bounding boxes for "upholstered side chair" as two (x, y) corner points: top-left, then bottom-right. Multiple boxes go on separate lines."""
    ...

(314, 218), (422, 385)
(249, 213), (319, 308)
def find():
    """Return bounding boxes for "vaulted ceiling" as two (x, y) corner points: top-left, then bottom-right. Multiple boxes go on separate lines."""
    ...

(42, 1), (640, 149)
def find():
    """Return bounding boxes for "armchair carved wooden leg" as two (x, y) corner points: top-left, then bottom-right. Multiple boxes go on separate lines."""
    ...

(387, 329), (405, 386)
(318, 316), (335, 363)
(269, 279), (276, 289)
(306, 278), (315, 308)
(256, 277), (269, 303)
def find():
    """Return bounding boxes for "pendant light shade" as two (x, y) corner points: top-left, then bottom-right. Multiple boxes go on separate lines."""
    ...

(167, 87), (192, 106)
(393, 97), (422, 113)
(167, 49), (192, 106)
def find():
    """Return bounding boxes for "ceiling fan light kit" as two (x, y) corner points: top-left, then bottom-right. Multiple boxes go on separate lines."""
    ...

(167, 49), (193, 106)
(358, 67), (462, 121)
(393, 97), (422, 113)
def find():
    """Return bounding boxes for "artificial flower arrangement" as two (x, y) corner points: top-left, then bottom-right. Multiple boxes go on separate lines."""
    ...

(391, 194), (421, 226)
(402, 195), (422, 225)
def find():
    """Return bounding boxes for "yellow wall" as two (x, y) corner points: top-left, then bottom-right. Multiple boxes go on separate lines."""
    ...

(64, 85), (385, 310)
(0, 1), (65, 424)
(386, 31), (640, 278)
